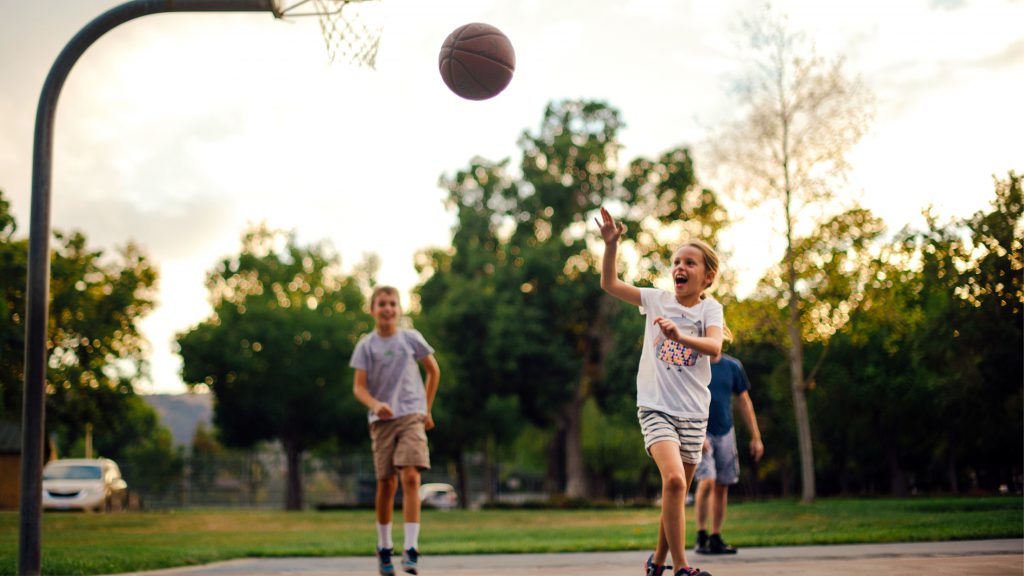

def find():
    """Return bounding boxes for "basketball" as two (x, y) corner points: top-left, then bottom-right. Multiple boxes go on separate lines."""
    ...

(438, 23), (516, 101)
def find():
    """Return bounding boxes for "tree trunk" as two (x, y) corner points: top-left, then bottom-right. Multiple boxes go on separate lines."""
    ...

(455, 448), (470, 510)
(886, 441), (908, 497)
(638, 462), (652, 500)
(787, 287), (816, 503)
(283, 439), (303, 511)
(784, 181), (816, 503)
(484, 434), (497, 503)
(564, 394), (587, 498)
(544, 425), (566, 496)
(946, 449), (959, 495)
(564, 294), (616, 500)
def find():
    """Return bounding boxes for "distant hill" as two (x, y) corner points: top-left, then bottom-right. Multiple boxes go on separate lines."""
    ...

(142, 393), (213, 448)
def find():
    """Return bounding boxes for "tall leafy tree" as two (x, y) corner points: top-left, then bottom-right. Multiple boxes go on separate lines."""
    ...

(45, 231), (159, 452)
(0, 188), (177, 483)
(707, 5), (874, 501)
(415, 157), (524, 505)
(496, 100), (622, 497)
(735, 208), (884, 493)
(177, 225), (371, 510)
(0, 190), (25, 423)
(949, 172), (1022, 490)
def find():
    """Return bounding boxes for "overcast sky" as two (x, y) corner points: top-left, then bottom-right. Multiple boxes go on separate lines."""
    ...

(1, 0), (1021, 394)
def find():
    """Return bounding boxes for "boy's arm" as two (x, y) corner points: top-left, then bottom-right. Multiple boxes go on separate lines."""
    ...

(736, 390), (764, 461)
(420, 354), (440, 431)
(596, 207), (642, 307)
(353, 368), (393, 419)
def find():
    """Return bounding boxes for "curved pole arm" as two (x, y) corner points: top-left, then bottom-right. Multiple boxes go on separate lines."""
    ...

(20, 2), (274, 574)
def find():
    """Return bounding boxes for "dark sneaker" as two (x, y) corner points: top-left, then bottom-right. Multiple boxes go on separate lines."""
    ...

(377, 547), (396, 575)
(401, 547), (419, 575)
(674, 567), (711, 576)
(644, 553), (671, 576)
(708, 533), (737, 554)
(694, 529), (710, 554)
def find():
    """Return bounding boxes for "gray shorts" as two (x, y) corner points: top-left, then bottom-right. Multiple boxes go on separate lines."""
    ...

(694, 428), (740, 485)
(638, 407), (708, 465)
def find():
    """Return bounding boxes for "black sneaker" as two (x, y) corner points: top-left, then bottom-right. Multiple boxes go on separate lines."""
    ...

(377, 547), (396, 575)
(694, 529), (709, 554)
(708, 533), (737, 555)
(644, 553), (671, 576)
(401, 547), (419, 575)
(674, 567), (711, 576)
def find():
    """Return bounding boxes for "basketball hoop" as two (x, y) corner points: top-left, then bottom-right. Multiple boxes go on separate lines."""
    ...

(274, 0), (383, 69)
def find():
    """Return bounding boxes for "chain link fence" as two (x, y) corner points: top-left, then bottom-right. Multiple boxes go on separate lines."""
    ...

(118, 446), (548, 510)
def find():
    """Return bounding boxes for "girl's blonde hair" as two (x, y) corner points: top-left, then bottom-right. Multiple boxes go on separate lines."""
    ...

(678, 239), (734, 343)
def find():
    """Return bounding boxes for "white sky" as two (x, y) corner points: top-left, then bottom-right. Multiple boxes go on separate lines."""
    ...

(1, 0), (1021, 394)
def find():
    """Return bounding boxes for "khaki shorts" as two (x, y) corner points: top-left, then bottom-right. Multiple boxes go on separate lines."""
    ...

(370, 413), (430, 479)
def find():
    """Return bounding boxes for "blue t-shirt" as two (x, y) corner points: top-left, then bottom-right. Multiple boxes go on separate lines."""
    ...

(706, 353), (750, 437)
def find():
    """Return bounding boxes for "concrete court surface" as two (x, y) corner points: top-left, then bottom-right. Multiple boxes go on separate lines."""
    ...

(109, 539), (1024, 576)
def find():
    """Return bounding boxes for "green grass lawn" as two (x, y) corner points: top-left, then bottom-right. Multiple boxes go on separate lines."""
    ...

(1, 497), (1020, 575)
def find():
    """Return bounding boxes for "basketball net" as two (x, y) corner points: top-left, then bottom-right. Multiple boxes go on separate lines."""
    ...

(274, 0), (382, 69)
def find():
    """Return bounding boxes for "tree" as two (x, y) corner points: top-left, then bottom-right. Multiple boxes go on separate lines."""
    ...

(414, 157), (531, 505)
(948, 172), (1022, 491)
(0, 190), (26, 423)
(707, 5), (874, 502)
(177, 225), (371, 510)
(735, 208), (885, 494)
(45, 230), (159, 454)
(97, 394), (184, 498)
(1, 188), (161, 455)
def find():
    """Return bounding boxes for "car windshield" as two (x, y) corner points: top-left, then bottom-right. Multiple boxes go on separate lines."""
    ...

(44, 465), (102, 480)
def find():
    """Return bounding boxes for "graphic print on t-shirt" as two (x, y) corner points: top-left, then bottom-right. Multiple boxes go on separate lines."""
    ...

(654, 318), (703, 371)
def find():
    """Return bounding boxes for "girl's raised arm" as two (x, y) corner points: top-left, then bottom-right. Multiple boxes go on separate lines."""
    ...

(595, 207), (641, 307)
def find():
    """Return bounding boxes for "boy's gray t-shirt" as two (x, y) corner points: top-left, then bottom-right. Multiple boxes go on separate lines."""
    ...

(349, 328), (434, 424)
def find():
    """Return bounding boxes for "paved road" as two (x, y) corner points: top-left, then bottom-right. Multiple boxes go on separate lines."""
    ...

(110, 539), (1023, 576)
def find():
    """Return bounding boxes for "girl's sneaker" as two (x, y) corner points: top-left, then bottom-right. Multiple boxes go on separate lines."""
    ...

(674, 567), (711, 576)
(644, 553), (671, 576)
(376, 547), (396, 575)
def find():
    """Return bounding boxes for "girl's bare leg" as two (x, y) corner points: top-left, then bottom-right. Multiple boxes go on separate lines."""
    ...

(649, 441), (698, 570)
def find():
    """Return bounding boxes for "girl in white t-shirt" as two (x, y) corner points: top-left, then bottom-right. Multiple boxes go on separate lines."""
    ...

(596, 206), (726, 576)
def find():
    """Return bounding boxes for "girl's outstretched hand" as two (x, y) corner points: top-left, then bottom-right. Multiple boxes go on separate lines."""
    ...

(594, 207), (626, 244)
(653, 316), (682, 342)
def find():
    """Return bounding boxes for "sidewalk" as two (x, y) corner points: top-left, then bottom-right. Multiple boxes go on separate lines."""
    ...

(110, 539), (1023, 576)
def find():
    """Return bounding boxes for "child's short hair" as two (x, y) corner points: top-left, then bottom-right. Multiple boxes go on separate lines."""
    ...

(370, 285), (400, 310)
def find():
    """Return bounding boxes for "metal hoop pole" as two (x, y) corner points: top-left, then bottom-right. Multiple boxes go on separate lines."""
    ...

(20, 1), (274, 574)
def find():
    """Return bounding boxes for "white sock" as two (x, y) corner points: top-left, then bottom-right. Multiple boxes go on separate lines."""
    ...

(404, 522), (420, 551)
(377, 523), (393, 549)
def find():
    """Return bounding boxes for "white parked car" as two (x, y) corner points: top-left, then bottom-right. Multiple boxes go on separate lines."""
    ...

(419, 482), (458, 510)
(42, 458), (127, 512)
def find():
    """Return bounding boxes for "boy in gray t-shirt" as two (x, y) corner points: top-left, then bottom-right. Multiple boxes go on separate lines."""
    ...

(351, 286), (440, 576)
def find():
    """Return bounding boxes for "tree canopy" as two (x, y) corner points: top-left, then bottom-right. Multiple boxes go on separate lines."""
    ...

(177, 224), (371, 510)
